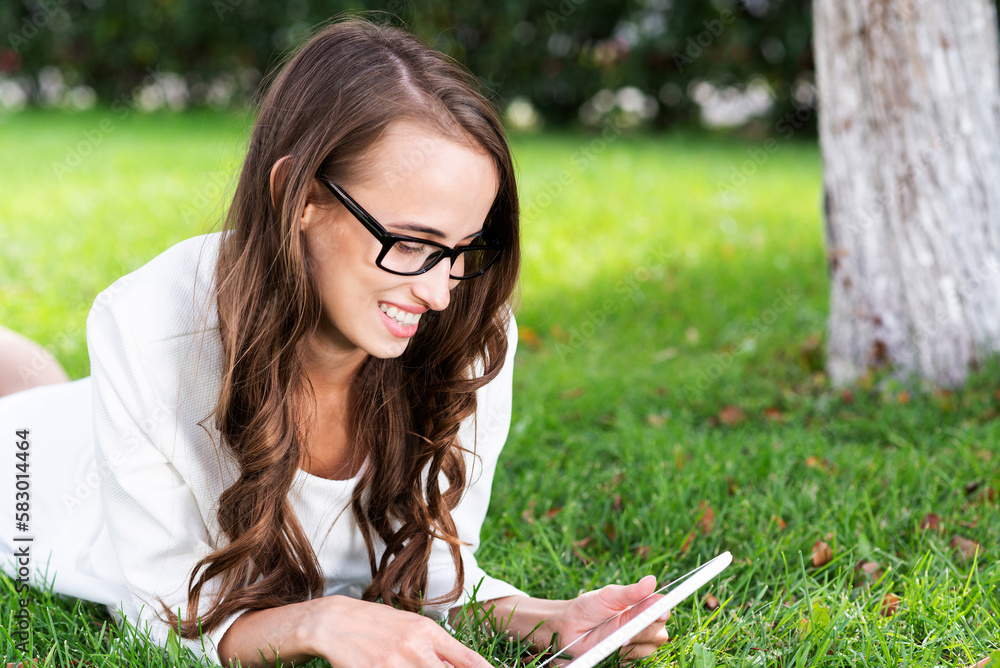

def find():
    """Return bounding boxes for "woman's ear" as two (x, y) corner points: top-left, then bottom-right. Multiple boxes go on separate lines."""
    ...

(269, 155), (294, 211)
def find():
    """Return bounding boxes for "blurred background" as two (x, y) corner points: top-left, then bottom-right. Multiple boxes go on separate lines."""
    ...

(0, 0), (815, 135)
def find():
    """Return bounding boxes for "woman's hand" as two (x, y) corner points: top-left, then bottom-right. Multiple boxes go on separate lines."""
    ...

(476, 577), (670, 666)
(220, 594), (494, 668)
(555, 575), (670, 661)
(306, 596), (494, 668)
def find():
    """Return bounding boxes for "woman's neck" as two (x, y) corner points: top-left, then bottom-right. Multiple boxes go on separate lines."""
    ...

(300, 331), (369, 393)
(294, 333), (369, 480)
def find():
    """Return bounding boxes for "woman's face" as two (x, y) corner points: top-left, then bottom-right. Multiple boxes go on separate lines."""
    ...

(299, 120), (499, 368)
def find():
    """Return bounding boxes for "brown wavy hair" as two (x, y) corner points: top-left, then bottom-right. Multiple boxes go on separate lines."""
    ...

(159, 16), (521, 638)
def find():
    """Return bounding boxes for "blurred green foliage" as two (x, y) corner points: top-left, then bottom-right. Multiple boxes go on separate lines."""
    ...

(2, 0), (816, 131)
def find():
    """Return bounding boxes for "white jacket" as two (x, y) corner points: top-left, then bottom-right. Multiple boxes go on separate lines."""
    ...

(0, 232), (525, 665)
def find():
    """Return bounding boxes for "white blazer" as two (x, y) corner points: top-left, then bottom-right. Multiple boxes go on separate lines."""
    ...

(0, 232), (525, 665)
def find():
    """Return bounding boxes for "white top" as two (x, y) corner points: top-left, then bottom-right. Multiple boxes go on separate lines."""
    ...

(0, 232), (525, 665)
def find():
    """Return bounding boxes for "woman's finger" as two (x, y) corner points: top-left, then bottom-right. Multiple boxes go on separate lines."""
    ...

(620, 641), (664, 660)
(627, 621), (670, 648)
(618, 618), (670, 660)
(434, 632), (495, 668)
(599, 575), (658, 610)
(613, 591), (665, 629)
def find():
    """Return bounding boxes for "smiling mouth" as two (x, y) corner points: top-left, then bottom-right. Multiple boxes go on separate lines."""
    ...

(379, 302), (422, 326)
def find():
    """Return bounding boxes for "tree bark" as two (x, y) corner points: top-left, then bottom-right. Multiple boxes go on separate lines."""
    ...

(814, 0), (1000, 388)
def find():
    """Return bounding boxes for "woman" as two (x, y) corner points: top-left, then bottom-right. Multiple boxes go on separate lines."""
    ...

(1, 18), (670, 667)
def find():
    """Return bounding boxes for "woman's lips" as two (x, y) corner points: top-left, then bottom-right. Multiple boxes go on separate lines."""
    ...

(379, 303), (419, 338)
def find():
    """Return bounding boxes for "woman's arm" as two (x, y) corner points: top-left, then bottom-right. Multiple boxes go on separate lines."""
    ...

(450, 594), (566, 648)
(218, 595), (493, 668)
(88, 294), (251, 663)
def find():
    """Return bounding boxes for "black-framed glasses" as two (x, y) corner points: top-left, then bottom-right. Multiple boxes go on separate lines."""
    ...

(317, 175), (503, 280)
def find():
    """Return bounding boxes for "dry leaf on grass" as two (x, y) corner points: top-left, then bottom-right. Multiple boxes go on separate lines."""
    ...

(572, 537), (594, 564)
(646, 413), (668, 428)
(880, 593), (900, 617)
(718, 405), (746, 426)
(763, 406), (785, 421)
(602, 523), (616, 541)
(704, 594), (720, 611)
(919, 513), (941, 531)
(805, 456), (835, 472)
(698, 501), (716, 534)
(518, 326), (541, 348)
(727, 477), (739, 496)
(951, 536), (985, 561)
(521, 499), (536, 524)
(853, 560), (883, 587)
(811, 540), (833, 567)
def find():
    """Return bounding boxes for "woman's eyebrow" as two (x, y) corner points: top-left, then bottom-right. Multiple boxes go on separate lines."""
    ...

(391, 222), (484, 240)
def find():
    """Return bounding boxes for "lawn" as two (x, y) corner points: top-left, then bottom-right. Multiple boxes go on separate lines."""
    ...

(1, 109), (998, 667)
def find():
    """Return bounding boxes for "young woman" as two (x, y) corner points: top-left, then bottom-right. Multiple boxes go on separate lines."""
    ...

(1, 18), (670, 668)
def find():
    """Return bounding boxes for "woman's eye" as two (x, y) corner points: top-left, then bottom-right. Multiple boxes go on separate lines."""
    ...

(397, 243), (426, 255)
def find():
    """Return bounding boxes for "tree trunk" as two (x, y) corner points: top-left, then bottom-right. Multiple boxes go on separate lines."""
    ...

(814, 0), (1000, 388)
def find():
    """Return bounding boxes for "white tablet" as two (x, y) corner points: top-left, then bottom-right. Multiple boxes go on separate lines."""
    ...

(548, 551), (732, 668)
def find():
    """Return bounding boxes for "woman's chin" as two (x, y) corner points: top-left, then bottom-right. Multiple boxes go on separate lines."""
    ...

(363, 337), (412, 360)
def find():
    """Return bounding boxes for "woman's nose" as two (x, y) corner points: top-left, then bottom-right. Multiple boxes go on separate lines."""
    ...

(410, 258), (457, 311)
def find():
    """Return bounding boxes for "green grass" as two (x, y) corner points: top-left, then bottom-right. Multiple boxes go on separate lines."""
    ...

(1, 109), (998, 667)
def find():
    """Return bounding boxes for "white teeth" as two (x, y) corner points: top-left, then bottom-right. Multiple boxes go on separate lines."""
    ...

(380, 303), (421, 326)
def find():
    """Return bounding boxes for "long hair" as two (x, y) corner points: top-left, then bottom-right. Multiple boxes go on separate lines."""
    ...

(160, 16), (521, 638)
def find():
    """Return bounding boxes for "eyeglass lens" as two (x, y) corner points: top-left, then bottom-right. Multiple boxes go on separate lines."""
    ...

(382, 238), (500, 278)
